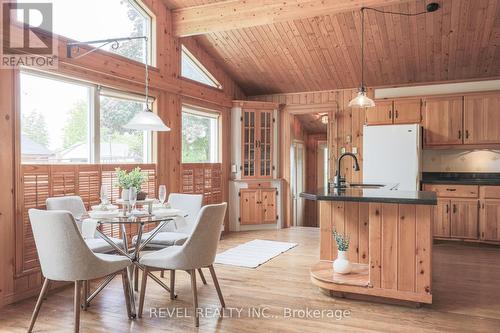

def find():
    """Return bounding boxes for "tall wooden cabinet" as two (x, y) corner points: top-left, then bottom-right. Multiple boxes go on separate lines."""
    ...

(229, 100), (282, 231)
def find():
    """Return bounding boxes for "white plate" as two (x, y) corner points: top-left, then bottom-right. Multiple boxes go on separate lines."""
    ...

(153, 208), (182, 218)
(91, 204), (119, 211)
(88, 210), (120, 219)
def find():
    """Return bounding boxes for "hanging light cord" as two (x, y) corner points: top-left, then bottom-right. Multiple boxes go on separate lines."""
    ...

(359, 4), (439, 88)
(144, 36), (150, 111)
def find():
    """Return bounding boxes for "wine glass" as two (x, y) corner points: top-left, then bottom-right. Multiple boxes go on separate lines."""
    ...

(129, 187), (137, 214)
(100, 184), (109, 207)
(159, 185), (166, 207)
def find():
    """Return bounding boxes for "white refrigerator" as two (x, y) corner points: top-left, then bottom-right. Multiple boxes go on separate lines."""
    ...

(362, 124), (421, 191)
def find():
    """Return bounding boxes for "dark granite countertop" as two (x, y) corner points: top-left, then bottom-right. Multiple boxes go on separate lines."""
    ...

(422, 172), (500, 186)
(300, 186), (437, 205)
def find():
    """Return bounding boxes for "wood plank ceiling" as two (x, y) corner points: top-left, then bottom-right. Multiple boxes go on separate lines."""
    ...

(165, 0), (500, 96)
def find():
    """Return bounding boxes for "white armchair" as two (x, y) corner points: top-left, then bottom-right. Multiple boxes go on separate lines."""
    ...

(27, 209), (132, 333)
(138, 203), (227, 327)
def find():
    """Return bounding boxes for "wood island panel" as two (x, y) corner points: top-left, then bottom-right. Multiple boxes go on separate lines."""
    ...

(315, 201), (433, 304)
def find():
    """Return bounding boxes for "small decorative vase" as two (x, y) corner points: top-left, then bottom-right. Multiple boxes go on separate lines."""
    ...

(121, 188), (130, 201)
(333, 250), (352, 274)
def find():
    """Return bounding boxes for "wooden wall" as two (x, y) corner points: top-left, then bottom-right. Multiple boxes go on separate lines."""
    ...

(250, 88), (367, 227)
(0, 0), (244, 306)
(304, 134), (327, 227)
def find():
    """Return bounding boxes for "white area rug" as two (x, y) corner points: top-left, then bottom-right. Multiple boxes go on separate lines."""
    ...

(215, 239), (298, 268)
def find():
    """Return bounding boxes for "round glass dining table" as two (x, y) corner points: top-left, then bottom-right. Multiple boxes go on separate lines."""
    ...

(89, 213), (177, 319)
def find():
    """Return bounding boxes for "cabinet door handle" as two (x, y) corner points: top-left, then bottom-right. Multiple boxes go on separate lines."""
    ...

(465, 130), (469, 139)
(452, 204), (457, 213)
(446, 204), (449, 213)
(458, 130), (462, 140)
(395, 110), (399, 118)
(389, 110), (392, 119)
(446, 188), (457, 192)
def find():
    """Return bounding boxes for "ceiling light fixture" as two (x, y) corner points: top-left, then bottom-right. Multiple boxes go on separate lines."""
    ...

(67, 36), (170, 132)
(321, 115), (329, 124)
(349, 3), (440, 108)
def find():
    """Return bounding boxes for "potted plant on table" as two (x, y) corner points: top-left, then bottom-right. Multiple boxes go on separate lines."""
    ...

(332, 229), (352, 274)
(116, 167), (148, 201)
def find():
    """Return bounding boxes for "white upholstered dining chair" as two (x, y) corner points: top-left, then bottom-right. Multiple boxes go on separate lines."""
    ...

(46, 196), (125, 253)
(138, 202), (227, 327)
(27, 209), (132, 333)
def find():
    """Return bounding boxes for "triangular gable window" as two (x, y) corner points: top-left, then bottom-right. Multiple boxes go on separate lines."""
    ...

(181, 45), (222, 89)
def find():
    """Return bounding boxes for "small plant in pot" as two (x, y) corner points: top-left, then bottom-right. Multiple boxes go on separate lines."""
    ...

(332, 229), (352, 274)
(116, 167), (148, 201)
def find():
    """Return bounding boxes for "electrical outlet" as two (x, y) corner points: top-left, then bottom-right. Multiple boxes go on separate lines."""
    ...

(340, 147), (346, 154)
(352, 147), (358, 154)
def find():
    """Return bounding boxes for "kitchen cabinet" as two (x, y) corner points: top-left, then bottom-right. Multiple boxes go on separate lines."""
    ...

(450, 199), (479, 239)
(433, 199), (451, 238)
(480, 200), (500, 241)
(365, 100), (393, 125)
(365, 99), (421, 125)
(239, 188), (277, 225)
(423, 96), (463, 146)
(464, 93), (500, 145)
(241, 108), (274, 178)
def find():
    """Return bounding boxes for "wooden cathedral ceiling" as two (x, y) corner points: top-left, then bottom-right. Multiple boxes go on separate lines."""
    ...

(164, 0), (500, 95)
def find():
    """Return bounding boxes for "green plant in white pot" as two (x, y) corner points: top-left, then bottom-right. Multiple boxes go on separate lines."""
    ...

(116, 167), (147, 201)
(333, 230), (352, 274)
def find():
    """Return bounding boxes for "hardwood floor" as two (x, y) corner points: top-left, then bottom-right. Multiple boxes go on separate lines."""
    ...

(1, 227), (499, 332)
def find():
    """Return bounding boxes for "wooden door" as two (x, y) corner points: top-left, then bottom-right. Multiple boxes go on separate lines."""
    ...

(365, 100), (393, 125)
(433, 199), (451, 238)
(393, 99), (422, 124)
(240, 189), (259, 225)
(258, 110), (273, 178)
(480, 200), (500, 241)
(260, 188), (277, 224)
(423, 97), (464, 146)
(450, 199), (479, 239)
(464, 93), (500, 145)
(241, 109), (257, 178)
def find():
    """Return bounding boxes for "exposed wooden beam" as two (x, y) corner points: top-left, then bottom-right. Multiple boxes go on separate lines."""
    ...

(172, 0), (414, 37)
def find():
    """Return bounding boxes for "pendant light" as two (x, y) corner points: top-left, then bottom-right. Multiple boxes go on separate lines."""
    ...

(124, 37), (171, 131)
(349, 7), (375, 108)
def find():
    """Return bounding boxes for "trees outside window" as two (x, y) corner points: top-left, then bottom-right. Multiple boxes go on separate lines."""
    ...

(182, 106), (220, 163)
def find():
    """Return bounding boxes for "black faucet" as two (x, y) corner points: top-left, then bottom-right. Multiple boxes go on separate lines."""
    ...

(332, 152), (360, 189)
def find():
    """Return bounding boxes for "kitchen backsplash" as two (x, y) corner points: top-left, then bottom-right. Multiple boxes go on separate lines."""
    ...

(422, 149), (500, 172)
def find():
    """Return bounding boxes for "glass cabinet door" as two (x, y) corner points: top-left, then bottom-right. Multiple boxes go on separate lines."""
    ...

(259, 110), (273, 178)
(242, 109), (256, 177)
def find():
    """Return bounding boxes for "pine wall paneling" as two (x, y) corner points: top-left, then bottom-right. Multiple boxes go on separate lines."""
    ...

(0, 0), (244, 306)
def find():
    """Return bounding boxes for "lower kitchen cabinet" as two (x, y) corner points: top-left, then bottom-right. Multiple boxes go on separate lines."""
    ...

(240, 188), (277, 225)
(480, 200), (500, 241)
(450, 199), (479, 239)
(433, 199), (451, 237)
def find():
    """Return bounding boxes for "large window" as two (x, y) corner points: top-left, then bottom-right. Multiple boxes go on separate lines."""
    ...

(20, 71), (153, 164)
(16, 0), (152, 64)
(182, 106), (220, 163)
(181, 46), (222, 89)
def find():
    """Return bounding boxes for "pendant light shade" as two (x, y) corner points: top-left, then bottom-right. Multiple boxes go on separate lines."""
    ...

(348, 87), (375, 108)
(124, 108), (171, 131)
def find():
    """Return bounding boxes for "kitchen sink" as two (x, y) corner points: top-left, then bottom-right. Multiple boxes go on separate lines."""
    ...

(347, 183), (385, 189)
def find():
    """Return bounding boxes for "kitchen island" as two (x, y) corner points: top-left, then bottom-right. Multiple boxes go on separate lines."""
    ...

(301, 186), (437, 304)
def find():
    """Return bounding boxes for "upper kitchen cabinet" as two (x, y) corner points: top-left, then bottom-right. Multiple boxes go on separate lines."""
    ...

(366, 99), (421, 125)
(464, 93), (500, 145)
(231, 100), (280, 179)
(423, 96), (463, 146)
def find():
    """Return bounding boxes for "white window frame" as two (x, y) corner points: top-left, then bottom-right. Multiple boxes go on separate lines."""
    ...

(20, 69), (155, 164)
(181, 104), (221, 164)
(181, 45), (222, 89)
